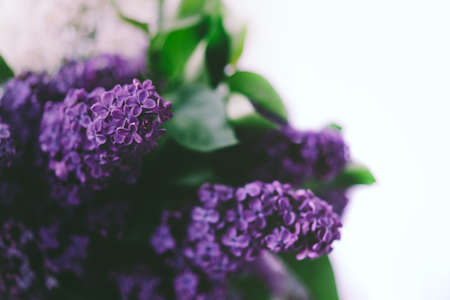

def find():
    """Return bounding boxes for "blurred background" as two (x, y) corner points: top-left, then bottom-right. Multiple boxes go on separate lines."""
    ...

(1, 0), (450, 299)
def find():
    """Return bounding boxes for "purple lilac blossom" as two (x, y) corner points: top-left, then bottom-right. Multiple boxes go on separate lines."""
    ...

(38, 224), (89, 277)
(150, 181), (341, 299)
(0, 121), (16, 168)
(0, 72), (52, 154)
(0, 220), (37, 299)
(39, 79), (171, 198)
(113, 268), (164, 300)
(0, 54), (141, 161)
(112, 267), (225, 300)
(0, 219), (91, 299)
(318, 189), (350, 216)
(49, 54), (143, 94)
(252, 126), (349, 186)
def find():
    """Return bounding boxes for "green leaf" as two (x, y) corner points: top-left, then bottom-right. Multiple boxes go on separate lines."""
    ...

(281, 254), (340, 300)
(229, 25), (247, 65)
(333, 163), (376, 188)
(177, 0), (207, 18)
(111, 0), (149, 34)
(328, 123), (343, 131)
(167, 84), (238, 152)
(205, 16), (231, 86)
(0, 56), (14, 83)
(230, 112), (279, 131)
(227, 93), (278, 131)
(118, 14), (149, 34)
(227, 71), (288, 120)
(173, 166), (217, 187)
(157, 17), (209, 83)
(177, 0), (222, 18)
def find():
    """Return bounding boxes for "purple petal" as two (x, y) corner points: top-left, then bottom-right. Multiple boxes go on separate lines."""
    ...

(0, 125), (10, 138)
(141, 98), (156, 109)
(142, 79), (153, 89)
(95, 134), (107, 145)
(101, 91), (114, 107)
(133, 133), (143, 144)
(111, 108), (125, 120)
(80, 115), (91, 128)
(125, 96), (138, 107)
(90, 103), (108, 119)
(137, 90), (149, 102)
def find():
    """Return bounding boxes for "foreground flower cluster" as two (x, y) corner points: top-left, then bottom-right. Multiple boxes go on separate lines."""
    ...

(40, 79), (171, 203)
(0, 53), (353, 300)
(148, 181), (341, 299)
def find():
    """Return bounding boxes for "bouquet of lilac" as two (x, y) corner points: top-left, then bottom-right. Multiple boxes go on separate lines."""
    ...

(0, 1), (374, 299)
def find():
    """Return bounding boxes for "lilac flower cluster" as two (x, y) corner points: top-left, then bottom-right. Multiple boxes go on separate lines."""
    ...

(0, 72), (51, 153)
(113, 268), (164, 300)
(38, 223), (90, 278)
(112, 267), (226, 300)
(253, 126), (349, 186)
(0, 219), (90, 299)
(0, 55), (140, 168)
(49, 54), (142, 94)
(39, 79), (171, 197)
(150, 181), (341, 299)
(0, 220), (37, 300)
(0, 121), (16, 169)
(318, 189), (350, 216)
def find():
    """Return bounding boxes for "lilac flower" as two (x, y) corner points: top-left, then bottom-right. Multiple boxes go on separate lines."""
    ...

(150, 181), (342, 298)
(151, 225), (176, 254)
(264, 226), (297, 252)
(0, 121), (16, 168)
(91, 91), (115, 119)
(174, 271), (198, 300)
(39, 79), (171, 203)
(236, 182), (261, 201)
(114, 123), (143, 145)
(113, 268), (163, 300)
(0, 219), (91, 299)
(187, 222), (210, 241)
(198, 184), (234, 208)
(225, 203), (247, 230)
(0, 72), (52, 162)
(38, 224), (90, 277)
(221, 227), (249, 257)
(0, 220), (37, 299)
(244, 198), (272, 229)
(192, 207), (219, 224)
(49, 54), (142, 94)
(318, 189), (350, 216)
(43, 235), (89, 276)
(247, 126), (350, 186)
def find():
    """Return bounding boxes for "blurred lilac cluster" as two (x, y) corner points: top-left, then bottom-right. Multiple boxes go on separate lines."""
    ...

(251, 126), (350, 186)
(0, 121), (15, 169)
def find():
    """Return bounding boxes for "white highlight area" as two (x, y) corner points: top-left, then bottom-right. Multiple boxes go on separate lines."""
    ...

(224, 0), (450, 299)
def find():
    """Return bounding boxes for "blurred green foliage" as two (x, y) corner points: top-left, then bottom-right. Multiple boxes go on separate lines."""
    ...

(0, 55), (14, 84)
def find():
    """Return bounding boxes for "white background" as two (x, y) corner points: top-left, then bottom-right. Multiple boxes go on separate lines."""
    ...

(224, 0), (450, 299)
